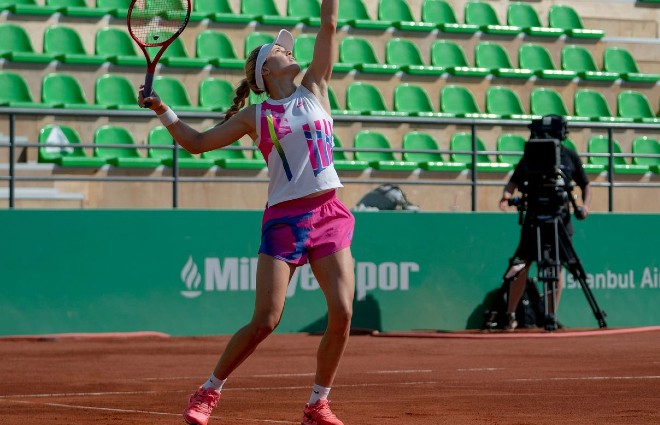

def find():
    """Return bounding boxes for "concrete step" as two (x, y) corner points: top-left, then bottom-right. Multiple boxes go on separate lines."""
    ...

(0, 187), (84, 209)
(0, 162), (59, 189)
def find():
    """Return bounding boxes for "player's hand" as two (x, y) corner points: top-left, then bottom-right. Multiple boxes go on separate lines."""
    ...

(138, 85), (163, 111)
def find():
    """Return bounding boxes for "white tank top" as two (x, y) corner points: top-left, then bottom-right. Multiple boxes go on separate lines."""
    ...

(256, 85), (343, 207)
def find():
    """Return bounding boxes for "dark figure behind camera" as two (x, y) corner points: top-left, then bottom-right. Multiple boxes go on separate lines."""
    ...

(494, 115), (592, 331)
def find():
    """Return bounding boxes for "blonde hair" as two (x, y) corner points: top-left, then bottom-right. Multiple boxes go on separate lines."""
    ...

(221, 46), (265, 124)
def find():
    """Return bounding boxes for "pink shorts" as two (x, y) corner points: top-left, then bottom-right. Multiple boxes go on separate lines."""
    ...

(259, 190), (355, 266)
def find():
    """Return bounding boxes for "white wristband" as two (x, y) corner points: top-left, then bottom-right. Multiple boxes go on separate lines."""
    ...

(157, 108), (179, 127)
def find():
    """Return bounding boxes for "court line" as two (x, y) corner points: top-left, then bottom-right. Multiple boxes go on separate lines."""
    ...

(0, 380), (440, 400)
(512, 375), (660, 382)
(367, 369), (432, 374)
(0, 399), (298, 424)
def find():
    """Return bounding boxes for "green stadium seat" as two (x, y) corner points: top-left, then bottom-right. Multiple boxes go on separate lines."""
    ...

(148, 126), (214, 169)
(331, 134), (370, 171)
(94, 125), (162, 168)
(631, 137), (660, 174)
(42, 73), (109, 109)
(518, 43), (577, 80)
(548, 5), (604, 39)
(293, 34), (315, 68)
(245, 32), (274, 58)
(0, 23), (57, 63)
(562, 138), (603, 173)
(47, 0), (110, 17)
(338, 36), (399, 74)
(561, 45), (619, 82)
(95, 74), (142, 110)
(346, 82), (406, 117)
(431, 40), (490, 78)
(450, 132), (511, 172)
(198, 77), (234, 112)
(496, 133), (526, 166)
(587, 136), (648, 174)
(95, 27), (146, 66)
(402, 131), (465, 172)
(327, 86), (351, 116)
(354, 131), (418, 171)
(440, 85), (499, 119)
(485, 86), (536, 120)
(289, 0), (322, 26)
(339, 0), (391, 29)
(617, 91), (660, 124)
(0, 72), (43, 108)
(39, 124), (107, 167)
(464, 1), (522, 35)
(43, 25), (107, 65)
(243, 0), (301, 25)
(430, 40), (489, 77)
(602, 47), (660, 83)
(195, 30), (244, 69)
(529, 88), (588, 122)
(506, 2), (563, 37)
(153, 76), (211, 112)
(574, 89), (634, 123)
(381, 0), (435, 32)
(201, 141), (266, 169)
(474, 42), (533, 79)
(422, 0), (479, 33)
(191, 0), (254, 23)
(394, 83), (449, 118)
(97, 0), (131, 19)
(385, 38), (445, 75)
(154, 37), (208, 68)
(3, 0), (61, 15)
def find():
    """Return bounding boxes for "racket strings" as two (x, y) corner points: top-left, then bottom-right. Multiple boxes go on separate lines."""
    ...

(128, 0), (189, 46)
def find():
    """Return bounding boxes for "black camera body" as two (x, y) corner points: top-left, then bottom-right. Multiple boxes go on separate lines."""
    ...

(517, 115), (571, 219)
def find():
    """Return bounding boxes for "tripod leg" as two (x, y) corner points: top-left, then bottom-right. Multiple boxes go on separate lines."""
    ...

(557, 221), (608, 328)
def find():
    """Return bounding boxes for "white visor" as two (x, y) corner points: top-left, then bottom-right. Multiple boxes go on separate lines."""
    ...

(254, 29), (294, 92)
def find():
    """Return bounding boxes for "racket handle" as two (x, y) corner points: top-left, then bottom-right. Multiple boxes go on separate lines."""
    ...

(142, 72), (155, 108)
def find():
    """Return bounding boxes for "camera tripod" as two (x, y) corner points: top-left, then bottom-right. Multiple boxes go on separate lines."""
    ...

(525, 196), (608, 331)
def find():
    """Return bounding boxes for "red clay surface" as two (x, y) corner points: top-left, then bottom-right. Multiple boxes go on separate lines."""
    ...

(1, 329), (659, 425)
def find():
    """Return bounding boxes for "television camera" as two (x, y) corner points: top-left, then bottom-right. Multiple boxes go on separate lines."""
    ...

(506, 115), (607, 330)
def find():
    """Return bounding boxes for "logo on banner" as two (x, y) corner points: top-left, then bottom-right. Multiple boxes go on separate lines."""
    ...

(179, 256), (420, 300)
(180, 256), (203, 298)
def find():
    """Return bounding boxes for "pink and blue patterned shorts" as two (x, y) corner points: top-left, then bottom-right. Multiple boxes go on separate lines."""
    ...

(259, 190), (355, 266)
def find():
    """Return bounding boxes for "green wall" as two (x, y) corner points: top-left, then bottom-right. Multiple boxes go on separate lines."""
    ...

(0, 211), (658, 336)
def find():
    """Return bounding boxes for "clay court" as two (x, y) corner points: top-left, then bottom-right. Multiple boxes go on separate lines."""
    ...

(1, 327), (659, 425)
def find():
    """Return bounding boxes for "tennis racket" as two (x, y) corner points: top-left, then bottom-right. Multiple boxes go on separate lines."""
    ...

(127, 0), (191, 106)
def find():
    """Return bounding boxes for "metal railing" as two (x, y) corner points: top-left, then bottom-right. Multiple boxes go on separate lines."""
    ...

(1, 107), (659, 210)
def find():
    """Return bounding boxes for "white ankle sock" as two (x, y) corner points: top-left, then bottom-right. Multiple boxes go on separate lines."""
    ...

(308, 384), (331, 404)
(201, 374), (226, 392)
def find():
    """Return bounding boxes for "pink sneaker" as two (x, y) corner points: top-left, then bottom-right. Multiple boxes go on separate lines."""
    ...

(183, 386), (220, 425)
(301, 399), (344, 425)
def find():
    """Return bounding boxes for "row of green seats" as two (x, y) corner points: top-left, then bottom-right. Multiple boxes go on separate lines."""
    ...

(36, 124), (660, 174)
(350, 131), (659, 174)
(0, 0), (604, 39)
(0, 71), (238, 112)
(328, 37), (658, 83)
(3, 22), (652, 84)
(39, 124), (265, 169)
(3, 69), (660, 124)
(335, 82), (660, 124)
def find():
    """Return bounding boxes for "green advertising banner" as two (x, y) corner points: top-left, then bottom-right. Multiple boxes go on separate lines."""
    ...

(0, 211), (658, 336)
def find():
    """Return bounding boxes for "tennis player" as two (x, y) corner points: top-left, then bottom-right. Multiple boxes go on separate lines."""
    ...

(138, 1), (353, 424)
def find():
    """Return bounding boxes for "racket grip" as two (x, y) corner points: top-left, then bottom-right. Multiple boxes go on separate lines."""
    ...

(142, 72), (155, 108)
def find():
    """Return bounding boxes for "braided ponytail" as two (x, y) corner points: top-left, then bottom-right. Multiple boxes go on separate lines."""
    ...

(221, 46), (264, 124)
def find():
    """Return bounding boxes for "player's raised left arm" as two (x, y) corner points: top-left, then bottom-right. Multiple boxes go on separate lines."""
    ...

(301, 0), (338, 109)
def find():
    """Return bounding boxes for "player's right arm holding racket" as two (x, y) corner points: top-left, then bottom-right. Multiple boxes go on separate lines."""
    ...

(138, 89), (257, 154)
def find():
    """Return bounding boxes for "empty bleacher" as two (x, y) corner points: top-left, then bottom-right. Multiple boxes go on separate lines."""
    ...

(1, 0), (659, 211)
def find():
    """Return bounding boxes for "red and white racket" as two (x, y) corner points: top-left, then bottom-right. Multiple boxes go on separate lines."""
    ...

(127, 0), (191, 105)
